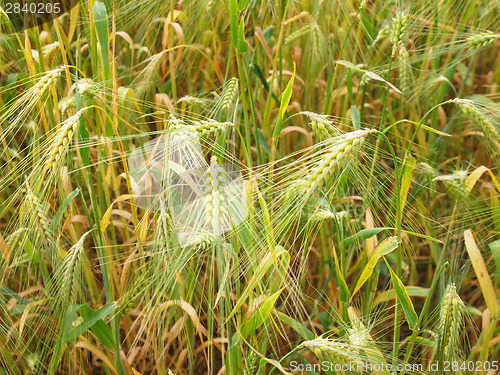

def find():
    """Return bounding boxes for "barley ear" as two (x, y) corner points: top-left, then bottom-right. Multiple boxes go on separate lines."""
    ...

(454, 98), (500, 143)
(57, 230), (92, 305)
(221, 77), (239, 114)
(299, 337), (365, 366)
(437, 283), (466, 361)
(298, 129), (376, 198)
(466, 31), (499, 50)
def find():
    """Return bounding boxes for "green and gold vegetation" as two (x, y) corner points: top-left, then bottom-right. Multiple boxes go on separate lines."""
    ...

(1, 0), (499, 373)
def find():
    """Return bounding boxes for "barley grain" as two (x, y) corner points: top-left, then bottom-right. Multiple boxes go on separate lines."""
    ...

(466, 31), (499, 50)
(298, 129), (376, 197)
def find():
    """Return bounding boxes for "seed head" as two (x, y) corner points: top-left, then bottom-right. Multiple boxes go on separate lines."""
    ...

(466, 31), (498, 50)
(298, 129), (376, 198)
(46, 108), (87, 172)
(391, 11), (408, 57)
(437, 283), (466, 360)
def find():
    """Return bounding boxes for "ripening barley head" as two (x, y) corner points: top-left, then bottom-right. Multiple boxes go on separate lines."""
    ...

(453, 98), (500, 160)
(135, 50), (168, 99)
(202, 156), (232, 236)
(21, 186), (52, 246)
(437, 283), (466, 361)
(299, 337), (365, 366)
(302, 111), (341, 141)
(1, 67), (64, 147)
(298, 128), (377, 199)
(55, 231), (91, 306)
(45, 107), (87, 173)
(220, 77), (239, 115)
(391, 11), (408, 57)
(466, 31), (499, 50)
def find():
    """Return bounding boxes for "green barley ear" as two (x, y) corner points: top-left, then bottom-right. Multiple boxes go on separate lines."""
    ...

(21, 188), (52, 245)
(373, 21), (392, 45)
(135, 50), (168, 99)
(30, 66), (63, 98)
(454, 98), (500, 143)
(169, 115), (231, 138)
(0, 67), (63, 140)
(310, 22), (322, 60)
(466, 31), (499, 50)
(298, 129), (376, 198)
(436, 283), (466, 362)
(398, 45), (411, 95)
(285, 24), (312, 46)
(179, 230), (216, 251)
(45, 108), (87, 173)
(433, 170), (469, 201)
(310, 207), (348, 223)
(203, 156), (231, 236)
(391, 11), (408, 57)
(221, 77), (239, 114)
(156, 207), (178, 254)
(244, 350), (259, 375)
(41, 42), (60, 67)
(299, 337), (365, 366)
(302, 111), (340, 141)
(56, 231), (91, 305)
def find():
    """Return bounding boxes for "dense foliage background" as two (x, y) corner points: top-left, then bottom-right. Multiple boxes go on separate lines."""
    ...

(1, 0), (499, 374)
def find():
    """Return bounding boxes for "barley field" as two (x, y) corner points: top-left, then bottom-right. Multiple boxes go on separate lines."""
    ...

(0, 0), (499, 374)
